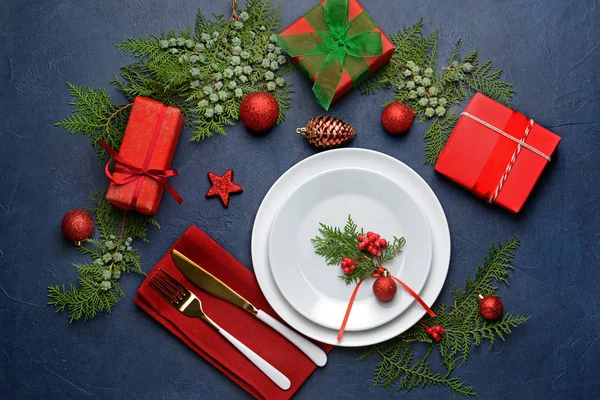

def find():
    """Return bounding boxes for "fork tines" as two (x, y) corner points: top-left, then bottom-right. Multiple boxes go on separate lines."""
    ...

(149, 269), (189, 306)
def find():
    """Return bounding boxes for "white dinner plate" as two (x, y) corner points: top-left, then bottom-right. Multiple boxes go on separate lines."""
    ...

(268, 168), (432, 331)
(251, 148), (450, 347)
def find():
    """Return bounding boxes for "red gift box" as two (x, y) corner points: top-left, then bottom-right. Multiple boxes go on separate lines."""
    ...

(105, 97), (183, 216)
(278, 0), (395, 109)
(435, 93), (561, 213)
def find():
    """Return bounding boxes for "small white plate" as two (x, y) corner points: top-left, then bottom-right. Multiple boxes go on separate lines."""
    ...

(251, 149), (451, 346)
(268, 168), (432, 331)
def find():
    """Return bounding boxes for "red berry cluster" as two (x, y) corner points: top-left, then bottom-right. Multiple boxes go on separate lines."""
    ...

(425, 325), (445, 342)
(340, 257), (356, 275)
(357, 231), (387, 257)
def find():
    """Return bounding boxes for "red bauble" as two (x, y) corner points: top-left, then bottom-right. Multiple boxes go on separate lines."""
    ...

(61, 209), (94, 245)
(478, 294), (504, 321)
(239, 92), (279, 131)
(373, 271), (397, 302)
(381, 102), (415, 135)
(206, 169), (244, 207)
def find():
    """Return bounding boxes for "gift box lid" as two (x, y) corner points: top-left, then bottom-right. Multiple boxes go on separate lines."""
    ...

(435, 93), (561, 213)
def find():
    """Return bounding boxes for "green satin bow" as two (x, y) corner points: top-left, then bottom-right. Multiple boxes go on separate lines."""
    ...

(277, 0), (382, 110)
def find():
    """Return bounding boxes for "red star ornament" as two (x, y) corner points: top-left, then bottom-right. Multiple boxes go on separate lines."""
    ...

(206, 169), (243, 207)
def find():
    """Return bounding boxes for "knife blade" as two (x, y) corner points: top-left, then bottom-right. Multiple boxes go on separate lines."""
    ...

(172, 249), (327, 367)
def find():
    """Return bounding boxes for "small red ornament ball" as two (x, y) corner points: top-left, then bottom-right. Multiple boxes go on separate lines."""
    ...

(373, 274), (397, 302)
(61, 209), (94, 245)
(239, 91), (279, 132)
(381, 102), (414, 135)
(478, 294), (504, 321)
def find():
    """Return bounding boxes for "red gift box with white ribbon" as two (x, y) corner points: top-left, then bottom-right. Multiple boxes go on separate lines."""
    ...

(435, 93), (561, 213)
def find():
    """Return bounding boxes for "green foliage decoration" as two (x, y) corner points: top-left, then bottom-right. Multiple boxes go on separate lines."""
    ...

(361, 19), (515, 164)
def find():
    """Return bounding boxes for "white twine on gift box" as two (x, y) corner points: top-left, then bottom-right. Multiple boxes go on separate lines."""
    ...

(460, 111), (551, 204)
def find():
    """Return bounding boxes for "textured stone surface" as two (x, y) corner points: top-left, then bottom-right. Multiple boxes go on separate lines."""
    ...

(1, 0), (599, 398)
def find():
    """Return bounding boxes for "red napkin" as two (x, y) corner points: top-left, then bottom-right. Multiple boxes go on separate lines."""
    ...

(134, 225), (333, 400)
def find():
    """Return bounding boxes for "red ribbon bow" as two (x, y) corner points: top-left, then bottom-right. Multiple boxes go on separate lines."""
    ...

(337, 266), (436, 342)
(98, 140), (183, 207)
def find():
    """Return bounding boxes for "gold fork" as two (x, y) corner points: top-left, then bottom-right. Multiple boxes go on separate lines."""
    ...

(149, 269), (291, 390)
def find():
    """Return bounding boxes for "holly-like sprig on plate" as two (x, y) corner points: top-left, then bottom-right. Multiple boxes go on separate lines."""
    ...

(311, 215), (406, 284)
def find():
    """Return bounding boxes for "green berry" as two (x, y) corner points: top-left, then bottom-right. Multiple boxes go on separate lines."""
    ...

(260, 25), (266, 31)
(421, 77), (431, 87)
(112, 270), (121, 279)
(214, 81), (223, 90)
(102, 269), (112, 280)
(177, 37), (186, 46)
(230, 56), (241, 65)
(203, 86), (213, 95)
(100, 281), (112, 291)
(218, 90), (228, 100)
(270, 61), (279, 70)
(212, 31), (219, 38)
(232, 46), (242, 55)
(266, 81), (276, 91)
(264, 71), (275, 80)
(178, 55), (188, 63)
(454, 73), (464, 81)
(214, 72), (222, 81)
(267, 52), (277, 60)
(224, 68), (234, 78)
(451, 60), (459, 68)
(275, 77), (285, 86)
(228, 81), (237, 89)
(239, 75), (248, 83)
(233, 66), (243, 76)
(185, 39), (194, 48)
(195, 43), (205, 52)
(113, 252), (123, 262)
(429, 86), (439, 96)
(438, 97), (448, 106)
(406, 80), (416, 89)
(418, 97), (429, 107)
(403, 69), (412, 77)
(190, 80), (200, 88)
(170, 48), (178, 54)
(214, 104), (223, 114)
(269, 34), (277, 42)
(240, 11), (249, 21)
(104, 240), (115, 250)
(428, 97), (438, 107)
(261, 58), (271, 68)
(93, 259), (103, 266)
(234, 88), (243, 97)
(232, 37), (242, 46)
(198, 99), (209, 108)
(209, 93), (219, 103)
(406, 60), (416, 69)
(205, 108), (214, 118)
(233, 21), (244, 29)
(200, 33), (210, 42)
(277, 55), (287, 64)
(168, 38), (178, 47)
(190, 67), (200, 77)
(461, 62), (473, 73)
(397, 80), (405, 89)
(414, 75), (422, 84)
(435, 106), (446, 117)
(240, 51), (250, 60)
(160, 40), (170, 48)
(411, 65), (420, 74)
(425, 107), (435, 118)
(190, 55), (199, 63)
(249, 31), (256, 38)
(416, 86), (426, 96)
(198, 54), (207, 62)
(424, 67), (434, 77)
(408, 90), (418, 99)
(242, 65), (253, 75)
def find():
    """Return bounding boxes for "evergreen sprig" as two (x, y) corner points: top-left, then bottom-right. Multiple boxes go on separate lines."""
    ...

(48, 193), (159, 322)
(57, 0), (293, 157)
(359, 237), (529, 396)
(360, 20), (514, 164)
(311, 215), (405, 284)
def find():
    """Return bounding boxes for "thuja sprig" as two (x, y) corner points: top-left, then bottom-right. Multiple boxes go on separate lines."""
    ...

(48, 193), (159, 322)
(360, 19), (514, 164)
(311, 215), (405, 284)
(358, 236), (529, 397)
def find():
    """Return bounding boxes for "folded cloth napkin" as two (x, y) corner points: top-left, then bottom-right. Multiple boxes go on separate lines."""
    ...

(135, 225), (333, 400)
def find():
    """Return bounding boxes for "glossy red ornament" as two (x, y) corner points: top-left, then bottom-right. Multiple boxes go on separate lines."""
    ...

(206, 169), (243, 207)
(239, 92), (279, 132)
(61, 209), (94, 245)
(373, 270), (397, 301)
(478, 294), (504, 321)
(381, 102), (414, 135)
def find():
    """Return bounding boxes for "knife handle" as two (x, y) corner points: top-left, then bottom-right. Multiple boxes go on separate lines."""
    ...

(257, 310), (327, 367)
(219, 328), (291, 390)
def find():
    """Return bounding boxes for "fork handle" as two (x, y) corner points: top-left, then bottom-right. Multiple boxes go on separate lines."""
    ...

(257, 310), (327, 367)
(219, 328), (291, 390)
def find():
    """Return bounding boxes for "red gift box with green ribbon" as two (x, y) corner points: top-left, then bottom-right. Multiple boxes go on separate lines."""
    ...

(435, 93), (561, 213)
(277, 0), (395, 110)
(101, 97), (184, 216)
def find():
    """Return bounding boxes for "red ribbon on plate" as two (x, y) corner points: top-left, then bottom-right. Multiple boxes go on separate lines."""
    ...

(337, 267), (436, 342)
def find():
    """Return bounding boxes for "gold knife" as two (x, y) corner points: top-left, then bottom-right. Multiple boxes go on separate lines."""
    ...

(172, 249), (327, 366)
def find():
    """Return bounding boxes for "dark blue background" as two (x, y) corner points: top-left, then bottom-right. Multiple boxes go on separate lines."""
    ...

(1, 0), (599, 398)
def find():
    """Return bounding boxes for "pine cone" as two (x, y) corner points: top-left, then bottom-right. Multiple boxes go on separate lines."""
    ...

(297, 116), (357, 149)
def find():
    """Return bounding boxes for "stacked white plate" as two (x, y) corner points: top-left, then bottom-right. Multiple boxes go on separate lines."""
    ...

(251, 149), (450, 347)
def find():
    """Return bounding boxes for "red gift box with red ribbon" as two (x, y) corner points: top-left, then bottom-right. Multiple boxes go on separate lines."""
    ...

(435, 93), (561, 213)
(103, 97), (184, 216)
